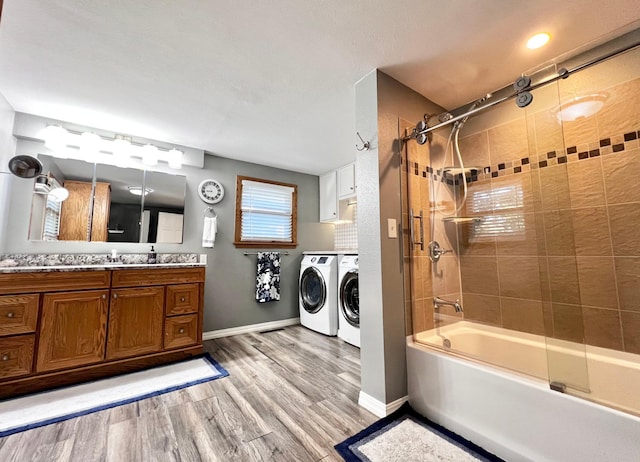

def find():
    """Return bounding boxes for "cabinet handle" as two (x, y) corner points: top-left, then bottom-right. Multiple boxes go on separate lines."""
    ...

(113, 294), (118, 299)
(180, 297), (186, 303)
(6, 312), (14, 318)
(102, 294), (107, 300)
(1, 354), (8, 361)
(178, 327), (185, 334)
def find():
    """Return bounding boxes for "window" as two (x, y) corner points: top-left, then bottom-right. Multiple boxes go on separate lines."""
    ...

(234, 176), (297, 248)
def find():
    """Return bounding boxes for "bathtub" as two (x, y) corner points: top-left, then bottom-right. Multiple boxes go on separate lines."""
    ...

(407, 321), (640, 462)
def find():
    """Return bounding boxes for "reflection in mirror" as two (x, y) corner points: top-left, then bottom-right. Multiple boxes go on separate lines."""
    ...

(140, 171), (186, 244)
(28, 155), (186, 243)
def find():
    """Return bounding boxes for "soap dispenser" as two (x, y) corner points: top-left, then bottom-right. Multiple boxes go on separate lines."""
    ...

(148, 245), (157, 264)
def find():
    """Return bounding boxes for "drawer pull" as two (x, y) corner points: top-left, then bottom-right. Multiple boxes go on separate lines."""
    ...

(1, 354), (8, 361)
(6, 312), (15, 318)
(180, 296), (186, 303)
(113, 293), (118, 299)
(178, 328), (185, 334)
(102, 294), (107, 300)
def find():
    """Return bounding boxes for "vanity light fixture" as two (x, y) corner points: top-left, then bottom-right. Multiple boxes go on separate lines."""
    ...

(128, 186), (154, 196)
(48, 186), (70, 202)
(527, 32), (551, 49)
(39, 125), (186, 170)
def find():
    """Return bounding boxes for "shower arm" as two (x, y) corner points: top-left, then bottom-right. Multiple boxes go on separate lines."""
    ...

(405, 32), (640, 140)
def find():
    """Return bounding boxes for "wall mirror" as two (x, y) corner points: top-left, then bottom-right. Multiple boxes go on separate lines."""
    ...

(28, 154), (186, 243)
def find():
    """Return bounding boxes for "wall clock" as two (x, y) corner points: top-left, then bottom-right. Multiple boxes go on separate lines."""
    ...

(198, 179), (225, 204)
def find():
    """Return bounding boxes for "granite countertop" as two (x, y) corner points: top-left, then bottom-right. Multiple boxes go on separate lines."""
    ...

(0, 253), (205, 274)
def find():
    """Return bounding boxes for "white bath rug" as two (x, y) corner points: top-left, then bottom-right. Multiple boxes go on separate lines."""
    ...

(0, 354), (228, 437)
(335, 404), (504, 462)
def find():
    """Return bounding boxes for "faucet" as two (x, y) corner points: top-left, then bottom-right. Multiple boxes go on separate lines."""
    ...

(434, 296), (463, 313)
(109, 249), (118, 263)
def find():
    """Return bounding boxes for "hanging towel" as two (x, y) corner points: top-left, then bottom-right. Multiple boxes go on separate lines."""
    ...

(256, 252), (280, 303)
(202, 216), (217, 248)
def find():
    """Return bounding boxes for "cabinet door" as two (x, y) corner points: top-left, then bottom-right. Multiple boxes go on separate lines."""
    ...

(37, 290), (109, 372)
(106, 287), (164, 360)
(319, 171), (337, 222)
(59, 181), (92, 241)
(90, 182), (111, 242)
(337, 163), (356, 199)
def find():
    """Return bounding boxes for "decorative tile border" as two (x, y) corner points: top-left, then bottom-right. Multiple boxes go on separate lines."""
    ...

(405, 129), (640, 185)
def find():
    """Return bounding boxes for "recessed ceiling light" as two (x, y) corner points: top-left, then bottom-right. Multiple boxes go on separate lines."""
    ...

(527, 33), (550, 49)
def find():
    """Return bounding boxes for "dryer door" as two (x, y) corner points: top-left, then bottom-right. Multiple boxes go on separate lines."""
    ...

(300, 267), (326, 314)
(340, 270), (359, 327)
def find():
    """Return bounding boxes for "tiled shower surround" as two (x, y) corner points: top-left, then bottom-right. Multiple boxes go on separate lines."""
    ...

(403, 56), (640, 357)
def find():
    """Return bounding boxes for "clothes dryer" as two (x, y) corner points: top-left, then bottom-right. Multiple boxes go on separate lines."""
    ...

(299, 255), (338, 336)
(338, 255), (360, 347)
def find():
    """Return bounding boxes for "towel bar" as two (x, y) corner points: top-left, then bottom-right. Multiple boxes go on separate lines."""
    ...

(243, 251), (290, 256)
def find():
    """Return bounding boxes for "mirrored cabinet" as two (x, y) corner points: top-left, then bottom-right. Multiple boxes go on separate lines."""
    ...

(28, 154), (186, 244)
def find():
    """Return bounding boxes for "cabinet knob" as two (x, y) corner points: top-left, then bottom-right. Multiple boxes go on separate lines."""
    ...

(6, 312), (14, 318)
(113, 293), (118, 299)
(178, 328), (185, 334)
(180, 297), (186, 303)
(1, 354), (8, 361)
(102, 294), (107, 300)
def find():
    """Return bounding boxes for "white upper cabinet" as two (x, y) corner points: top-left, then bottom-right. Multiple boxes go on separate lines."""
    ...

(319, 171), (337, 222)
(337, 162), (356, 199)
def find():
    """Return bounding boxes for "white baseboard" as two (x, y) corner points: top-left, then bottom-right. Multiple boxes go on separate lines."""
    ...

(203, 317), (300, 340)
(358, 391), (408, 418)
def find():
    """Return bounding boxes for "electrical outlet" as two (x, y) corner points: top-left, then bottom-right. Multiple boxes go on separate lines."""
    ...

(387, 218), (397, 239)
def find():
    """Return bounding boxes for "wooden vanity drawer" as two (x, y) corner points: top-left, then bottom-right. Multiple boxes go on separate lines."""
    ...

(0, 335), (35, 379)
(112, 267), (205, 288)
(0, 271), (110, 295)
(164, 314), (198, 350)
(0, 294), (39, 337)
(166, 284), (199, 316)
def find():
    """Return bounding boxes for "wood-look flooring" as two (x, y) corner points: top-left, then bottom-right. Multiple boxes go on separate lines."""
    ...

(0, 326), (377, 461)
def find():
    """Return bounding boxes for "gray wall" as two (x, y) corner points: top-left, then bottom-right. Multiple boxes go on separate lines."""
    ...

(1, 140), (334, 331)
(0, 92), (17, 252)
(356, 70), (443, 405)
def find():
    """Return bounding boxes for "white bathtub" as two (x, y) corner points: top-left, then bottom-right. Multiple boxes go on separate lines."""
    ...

(408, 321), (640, 462)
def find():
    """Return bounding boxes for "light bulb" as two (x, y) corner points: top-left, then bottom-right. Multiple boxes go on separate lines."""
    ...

(142, 144), (158, 166)
(42, 125), (68, 152)
(168, 148), (183, 169)
(80, 132), (101, 156)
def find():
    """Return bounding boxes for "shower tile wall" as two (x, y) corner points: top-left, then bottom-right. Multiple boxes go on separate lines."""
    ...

(404, 48), (640, 356)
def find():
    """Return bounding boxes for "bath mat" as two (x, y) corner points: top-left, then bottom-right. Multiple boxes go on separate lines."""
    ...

(0, 353), (228, 437)
(335, 403), (504, 462)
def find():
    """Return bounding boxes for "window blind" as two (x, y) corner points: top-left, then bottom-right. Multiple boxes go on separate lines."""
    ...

(43, 197), (61, 241)
(240, 179), (294, 242)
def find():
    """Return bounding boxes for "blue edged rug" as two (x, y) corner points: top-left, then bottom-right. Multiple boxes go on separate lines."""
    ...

(0, 353), (228, 437)
(335, 403), (504, 462)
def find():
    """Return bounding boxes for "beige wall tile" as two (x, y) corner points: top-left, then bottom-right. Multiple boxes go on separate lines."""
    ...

(459, 131), (490, 169)
(410, 256), (424, 300)
(576, 257), (619, 309)
(533, 108), (564, 155)
(405, 300), (413, 336)
(538, 257), (552, 302)
(457, 216), (497, 257)
(496, 212), (540, 256)
(596, 77), (640, 139)
(552, 303), (585, 343)
(498, 256), (542, 300)
(566, 157), (606, 209)
(543, 210), (576, 256)
(488, 117), (529, 165)
(412, 298), (427, 334)
(490, 174), (536, 214)
(615, 257), (640, 312)
(571, 207), (612, 256)
(582, 307), (623, 350)
(432, 255), (460, 296)
(543, 301), (554, 337)
(462, 293), (501, 326)
(460, 256), (499, 296)
(539, 165), (572, 211)
(621, 310), (640, 354)
(548, 257), (581, 305)
(562, 115), (599, 150)
(609, 203), (640, 256)
(603, 148), (640, 205)
(501, 297), (545, 335)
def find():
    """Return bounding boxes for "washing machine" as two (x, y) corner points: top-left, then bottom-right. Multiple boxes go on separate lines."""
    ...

(299, 255), (338, 336)
(338, 254), (360, 347)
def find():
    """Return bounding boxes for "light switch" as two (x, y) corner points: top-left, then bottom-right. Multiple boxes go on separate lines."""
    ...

(387, 218), (397, 239)
(200, 254), (208, 265)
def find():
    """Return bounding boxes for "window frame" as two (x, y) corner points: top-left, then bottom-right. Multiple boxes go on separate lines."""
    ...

(233, 175), (298, 248)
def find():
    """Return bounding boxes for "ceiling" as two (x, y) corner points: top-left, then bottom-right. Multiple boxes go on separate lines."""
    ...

(1, 1), (639, 175)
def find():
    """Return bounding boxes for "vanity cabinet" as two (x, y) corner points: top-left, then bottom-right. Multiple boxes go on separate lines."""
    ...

(0, 266), (205, 398)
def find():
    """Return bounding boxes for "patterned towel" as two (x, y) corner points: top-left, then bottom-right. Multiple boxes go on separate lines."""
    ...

(256, 252), (280, 303)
